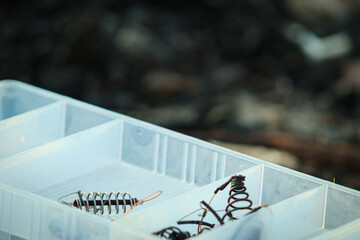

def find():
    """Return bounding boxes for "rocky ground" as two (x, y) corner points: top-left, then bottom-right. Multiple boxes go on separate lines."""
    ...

(1, 0), (360, 189)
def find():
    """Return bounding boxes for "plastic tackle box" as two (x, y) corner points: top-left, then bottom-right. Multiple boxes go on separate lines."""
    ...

(0, 80), (359, 240)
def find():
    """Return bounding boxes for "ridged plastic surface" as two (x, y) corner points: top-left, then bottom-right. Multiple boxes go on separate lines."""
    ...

(0, 80), (359, 240)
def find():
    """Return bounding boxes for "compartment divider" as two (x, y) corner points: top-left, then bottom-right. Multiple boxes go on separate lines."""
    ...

(152, 133), (160, 173)
(217, 154), (226, 181)
(60, 100), (67, 138)
(181, 142), (189, 182)
(322, 185), (329, 229)
(187, 144), (197, 185)
(210, 152), (218, 183)
(259, 164), (265, 206)
(117, 119), (124, 162)
(157, 135), (168, 175)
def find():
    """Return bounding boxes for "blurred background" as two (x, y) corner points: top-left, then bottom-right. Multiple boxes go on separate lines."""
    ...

(1, 0), (359, 189)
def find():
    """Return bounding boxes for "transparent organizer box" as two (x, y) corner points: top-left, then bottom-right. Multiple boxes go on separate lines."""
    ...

(0, 80), (359, 240)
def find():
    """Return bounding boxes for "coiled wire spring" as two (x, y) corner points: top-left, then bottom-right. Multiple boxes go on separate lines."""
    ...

(59, 190), (139, 215)
(222, 175), (253, 221)
(59, 190), (163, 216)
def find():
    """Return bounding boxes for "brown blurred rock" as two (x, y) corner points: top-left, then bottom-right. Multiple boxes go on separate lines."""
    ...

(234, 92), (284, 129)
(336, 59), (360, 95)
(210, 64), (244, 90)
(143, 71), (198, 96)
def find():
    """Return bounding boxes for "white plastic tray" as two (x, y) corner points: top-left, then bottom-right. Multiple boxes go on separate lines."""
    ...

(0, 80), (359, 240)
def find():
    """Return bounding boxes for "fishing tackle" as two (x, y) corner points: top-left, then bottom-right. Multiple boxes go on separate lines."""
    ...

(58, 190), (162, 216)
(211, 174), (268, 221)
(176, 200), (222, 234)
(153, 226), (191, 240)
(153, 174), (268, 239)
(221, 174), (253, 221)
(58, 190), (138, 215)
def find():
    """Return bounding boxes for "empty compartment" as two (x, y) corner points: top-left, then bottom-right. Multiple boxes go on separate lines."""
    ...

(324, 186), (360, 230)
(301, 187), (360, 239)
(0, 120), (121, 193)
(266, 186), (327, 240)
(0, 80), (57, 121)
(0, 102), (64, 159)
(261, 166), (320, 205)
(118, 165), (263, 236)
(0, 101), (114, 160)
